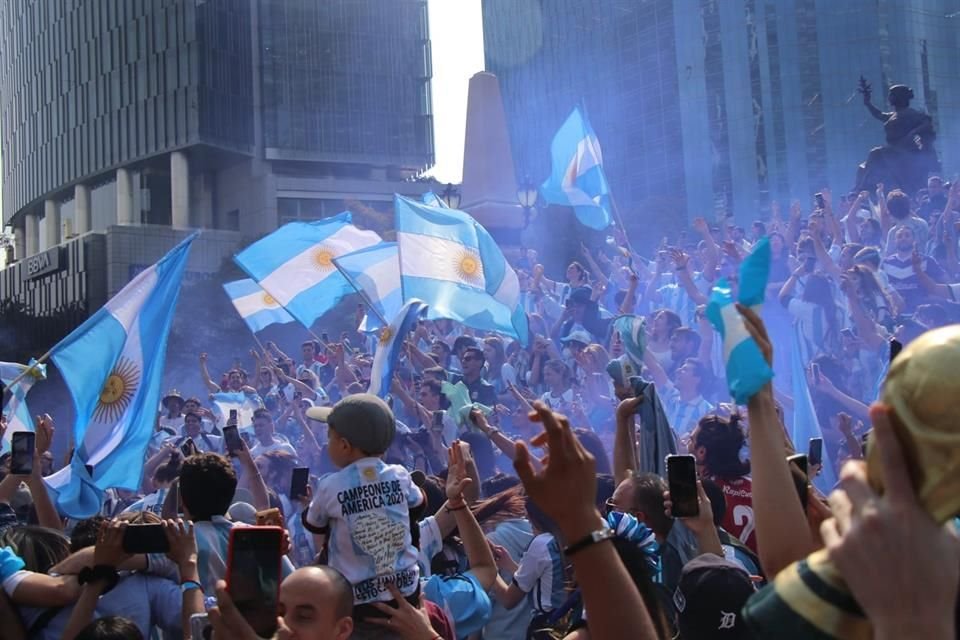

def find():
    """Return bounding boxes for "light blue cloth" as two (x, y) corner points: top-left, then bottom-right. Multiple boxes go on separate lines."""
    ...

(43, 233), (197, 518)
(395, 195), (529, 344)
(0, 359), (46, 453)
(333, 242), (403, 333)
(223, 278), (296, 333)
(368, 299), (428, 398)
(540, 105), (613, 230)
(424, 571), (492, 640)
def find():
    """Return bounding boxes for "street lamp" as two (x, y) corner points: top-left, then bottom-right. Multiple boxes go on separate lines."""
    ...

(441, 183), (461, 209)
(517, 176), (538, 228)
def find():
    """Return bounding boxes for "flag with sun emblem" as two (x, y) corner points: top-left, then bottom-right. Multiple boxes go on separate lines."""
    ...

(368, 299), (427, 398)
(223, 278), (296, 334)
(43, 233), (197, 518)
(233, 212), (382, 330)
(0, 359), (47, 453)
(394, 195), (529, 344)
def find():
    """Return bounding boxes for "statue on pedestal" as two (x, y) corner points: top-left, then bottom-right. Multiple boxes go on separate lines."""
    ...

(854, 77), (940, 195)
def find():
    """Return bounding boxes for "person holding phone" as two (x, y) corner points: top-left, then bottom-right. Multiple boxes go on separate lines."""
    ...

(689, 414), (757, 553)
(167, 412), (223, 454)
(303, 395), (426, 624)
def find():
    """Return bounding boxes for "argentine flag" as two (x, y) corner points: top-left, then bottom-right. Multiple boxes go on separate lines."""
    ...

(234, 212), (382, 330)
(395, 195), (529, 344)
(368, 299), (428, 398)
(705, 238), (773, 405)
(333, 242), (402, 333)
(540, 106), (612, 230)
(421, 192), (450, 208)
(210, 391), (263, 430)
(223, 278), (296, 334)
(0, 360), (47, 453)
(44, 233), (197, 518)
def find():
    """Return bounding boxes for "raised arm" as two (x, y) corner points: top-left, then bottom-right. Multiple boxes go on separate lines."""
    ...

(199, 353), (221, 394)
(693, 216), (720, 280)
(613, 397), (642, 485)
(445, 444), (497, 589)
(738, 305), (815, 577)
(809, 219), (842, 282)
(641, 347), (670, 390)
(26, 415), (61, 530)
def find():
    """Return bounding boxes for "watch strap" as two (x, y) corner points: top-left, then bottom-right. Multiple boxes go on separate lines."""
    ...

(563, 527), (615, 557)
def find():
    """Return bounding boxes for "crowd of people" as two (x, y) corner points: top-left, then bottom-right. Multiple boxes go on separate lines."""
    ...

(1, 178), (959, 639)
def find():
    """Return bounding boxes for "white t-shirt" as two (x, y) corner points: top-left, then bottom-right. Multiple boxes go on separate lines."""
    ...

(306, 457), (424, 603)
(512, 532), (566, 614)
(250, 437), (297, 458)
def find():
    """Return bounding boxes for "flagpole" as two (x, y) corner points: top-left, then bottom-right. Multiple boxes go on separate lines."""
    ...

(332, 258), (390, 329)
(608, 192), (636, 257)
(1, 350), (52, 392)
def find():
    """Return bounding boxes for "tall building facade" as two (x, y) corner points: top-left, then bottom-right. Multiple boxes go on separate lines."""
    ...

(483, 0), (960, 234)
(0, 0), (432, 343)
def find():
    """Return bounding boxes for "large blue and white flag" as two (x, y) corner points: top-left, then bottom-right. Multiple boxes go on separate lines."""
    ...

(540, 106), (613, 230)
(333, 242), (402, 333)
(421, 192), (450, 209)
(706, 237), (773, 405)
(210, 391), (263, 430)
(44, 233), (197, 518)
(223, 279), (296, 334)
(234, 212), (382, 330)
(395, 195), (529, 344)
(0, 360), (47, 453)
(368, 299), (428, 398)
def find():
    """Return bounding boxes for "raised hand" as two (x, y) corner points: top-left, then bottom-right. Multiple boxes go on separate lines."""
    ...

(94, 520), (130, 568)
(445, 442), (473, 502)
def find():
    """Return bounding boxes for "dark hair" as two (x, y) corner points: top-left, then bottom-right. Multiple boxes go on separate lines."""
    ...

(803, 274), (841, 351)
(453, 336), (478, 354)
(481, 473), (521, 497)
(70, 517), (106, 553)
(302, 340), (317, 349)
(595, 473), (616, 511)
(461, 346), (485, 363)
(694, 415), (750, 479)
(257, 450), (298, 483)
(575, 429), (611, 475)
(610, 537), (672, 638)
(183, 411), (202, 423)
(74, 616), (144, 640)
(253, 408), (272, 421)
(179, 453), (237, 521)
(184, 397), (202, 406)
(0, 525), (71, 573)
(886, 190), (911, 220)
(652, 309), (682, 337)
(630, 472), (672, 538)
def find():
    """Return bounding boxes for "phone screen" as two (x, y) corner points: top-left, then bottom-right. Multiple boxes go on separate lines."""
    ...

(808, 437), (823, 467)
(10, 432), (35, 475)
(180, 438), (197, 458)
(289, 467), (309, 499)
(122, 523), (171, 554)
(227, 527), (283, 638)
(666, 455), (699, 518)
(228, 409), (238, 424)
(223, 425), (243, 454)
(432, 411), (444, 430)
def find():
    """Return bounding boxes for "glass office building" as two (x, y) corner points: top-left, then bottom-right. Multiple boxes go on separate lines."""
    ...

(483, 0), (960, 232)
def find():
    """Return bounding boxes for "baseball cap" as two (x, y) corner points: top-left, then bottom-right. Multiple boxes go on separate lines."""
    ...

(674, 554), (755, 639)
(561, 329), (592, 346)
(305, 393), (396, 454)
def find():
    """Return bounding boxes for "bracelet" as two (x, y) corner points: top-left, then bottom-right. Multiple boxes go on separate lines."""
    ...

(180, 579), (202, 594)
(563, 528), (615, 557)
(78, 565), (120, 594)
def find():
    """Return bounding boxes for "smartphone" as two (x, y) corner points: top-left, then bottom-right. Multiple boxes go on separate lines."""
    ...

(228, 409), (238, 425)
(811, 363), (822, 385)
(321, 332), (329, 343)
(223, 425), (243, 455)
(189, 613), (212, 640)
(122, 523), (170, 554)
(289, 467), (310, 500)
(666, 455), (699, 518)
(10, 432), (35, 475)
(180, 438), (197, 458)
(889, 338), (903, 363)
(808, 437), (824, 467)
(804, 256), (817, 273)
(787, 453), (809, 478)
(413, 374), (422, 393)
(256, 508), (283, 527)
(814, 192), (825, 209)
(432, 410), (444, 432)
(227, 527), (283, 637)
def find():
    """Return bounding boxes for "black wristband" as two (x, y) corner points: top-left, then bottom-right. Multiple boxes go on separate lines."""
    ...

(78, 565), (120, 594)
(563, 528), (615, 557)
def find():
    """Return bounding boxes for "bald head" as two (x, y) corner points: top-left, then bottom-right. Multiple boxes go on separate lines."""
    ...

(280, 566), (354, 640)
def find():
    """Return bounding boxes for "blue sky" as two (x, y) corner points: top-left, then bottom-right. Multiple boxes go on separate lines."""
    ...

(425, 0), (485, 184)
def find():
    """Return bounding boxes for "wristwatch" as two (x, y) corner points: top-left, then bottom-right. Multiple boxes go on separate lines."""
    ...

(563, 527), (615, 557)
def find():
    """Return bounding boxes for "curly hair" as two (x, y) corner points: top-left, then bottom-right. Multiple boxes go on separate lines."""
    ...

(693, 414), (751, 479)
(179, 453), (237, 521)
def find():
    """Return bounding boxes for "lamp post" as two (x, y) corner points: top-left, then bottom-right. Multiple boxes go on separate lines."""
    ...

(517, 176), (538, 228)
(441, 183), (461, 209)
